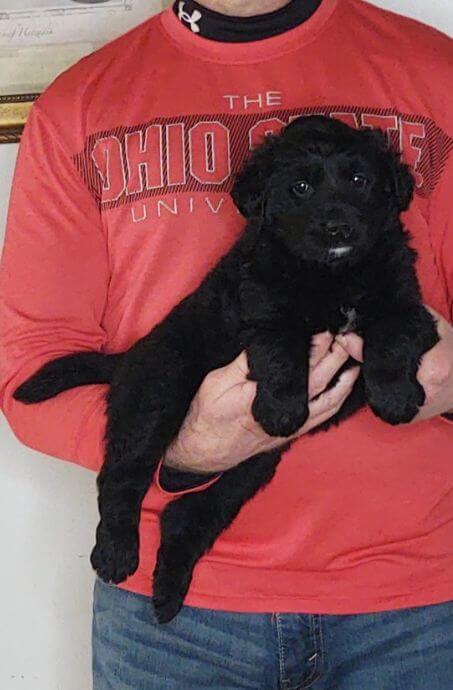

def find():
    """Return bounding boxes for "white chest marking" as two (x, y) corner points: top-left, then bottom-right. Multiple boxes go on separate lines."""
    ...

(339, 306), (358, 333)
(328, 246), (352, 259)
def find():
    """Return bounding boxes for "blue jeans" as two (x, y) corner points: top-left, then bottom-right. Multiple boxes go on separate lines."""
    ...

(92, 578), (453, 689)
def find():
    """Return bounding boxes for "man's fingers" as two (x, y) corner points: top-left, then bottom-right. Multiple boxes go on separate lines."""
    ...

(238, 380), (258, 405)
(308, 341), (350, 399)
(336, 333), (364, 362)
(424, 305), (441, 320)
(205, 352), (251, 406)
(309, 331), (335, 369)
(308, 366), (360, 420)
(210, 351), (249, 385)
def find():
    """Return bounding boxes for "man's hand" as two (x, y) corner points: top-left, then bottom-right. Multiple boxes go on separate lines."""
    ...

(336, 307), (453, 422)
(163, 332), (360, 474)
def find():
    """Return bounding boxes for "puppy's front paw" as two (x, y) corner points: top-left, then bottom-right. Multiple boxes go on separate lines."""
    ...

(252, 387), (309, 437)
(90, 523), (139, 584)
(365, 373), (425, 425)
(152, 552), (190, 624)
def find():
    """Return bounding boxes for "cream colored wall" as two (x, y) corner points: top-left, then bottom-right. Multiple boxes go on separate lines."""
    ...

(0, 2), (451, 689)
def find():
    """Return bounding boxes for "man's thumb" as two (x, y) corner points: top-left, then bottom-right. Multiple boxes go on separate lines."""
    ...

(216, 351), (250, 386)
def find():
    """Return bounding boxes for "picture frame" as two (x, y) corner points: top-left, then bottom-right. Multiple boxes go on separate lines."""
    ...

(0, 0), (167, 143)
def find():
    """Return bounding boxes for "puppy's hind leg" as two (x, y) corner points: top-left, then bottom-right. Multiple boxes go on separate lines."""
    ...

(92, 346), (204, 585)
(152, 449), (282, 623)
(91, 427), (167, 585)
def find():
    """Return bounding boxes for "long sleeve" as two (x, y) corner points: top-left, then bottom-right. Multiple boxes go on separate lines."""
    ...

(0, 103), (109, 472)
(429, 150), (453, 423)
(430, 152), (453, 323)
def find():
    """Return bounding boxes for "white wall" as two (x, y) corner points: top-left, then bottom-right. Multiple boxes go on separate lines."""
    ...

(371, 0), (453, 33)
(0, 2), (451, 689)
(0, 151), (99, 687)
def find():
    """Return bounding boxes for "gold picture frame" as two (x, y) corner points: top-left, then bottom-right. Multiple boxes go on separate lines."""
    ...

(0, 93), (39, 144)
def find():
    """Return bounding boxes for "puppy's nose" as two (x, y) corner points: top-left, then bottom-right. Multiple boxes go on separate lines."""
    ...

(325, 221), (353, 240)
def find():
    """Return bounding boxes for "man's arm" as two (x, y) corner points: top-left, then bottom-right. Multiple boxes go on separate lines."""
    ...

(0, 103), (109, 472)
(0, 102), (223, 488)
(437, 152), (453, 417)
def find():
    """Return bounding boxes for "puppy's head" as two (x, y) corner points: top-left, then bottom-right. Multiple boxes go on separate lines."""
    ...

(232, 115), (414, 267)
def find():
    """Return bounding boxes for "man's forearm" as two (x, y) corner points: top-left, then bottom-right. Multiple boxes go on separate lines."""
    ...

(1, 373), (107, 473)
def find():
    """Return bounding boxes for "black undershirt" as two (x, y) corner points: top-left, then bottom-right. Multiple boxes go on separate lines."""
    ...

(172, 0), (323, 42)
(160, 464), (222, 492)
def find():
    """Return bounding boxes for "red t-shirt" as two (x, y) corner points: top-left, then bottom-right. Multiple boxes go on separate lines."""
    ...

(1, 0), (452, 614)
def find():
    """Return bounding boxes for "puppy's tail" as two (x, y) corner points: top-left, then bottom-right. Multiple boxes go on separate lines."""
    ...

(14, 352), (123, 404)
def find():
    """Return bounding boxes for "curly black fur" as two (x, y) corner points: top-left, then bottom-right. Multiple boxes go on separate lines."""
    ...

(14, 116), (438, 623)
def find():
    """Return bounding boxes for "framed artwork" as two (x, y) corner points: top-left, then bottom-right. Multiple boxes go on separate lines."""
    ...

(0, 0), (167, 143)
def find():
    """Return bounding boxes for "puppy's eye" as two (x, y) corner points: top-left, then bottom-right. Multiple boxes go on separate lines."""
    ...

(292, 180), (313, 197)
(351, 174), (369, 188)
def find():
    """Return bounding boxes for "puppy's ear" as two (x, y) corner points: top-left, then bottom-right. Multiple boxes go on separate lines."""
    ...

(391, 156), (415, 212)
(363, 128), (415, 212)
(231, 135), (278, 219)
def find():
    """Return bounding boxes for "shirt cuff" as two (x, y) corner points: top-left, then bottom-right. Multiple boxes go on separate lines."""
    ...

(155, 457), (222, 497)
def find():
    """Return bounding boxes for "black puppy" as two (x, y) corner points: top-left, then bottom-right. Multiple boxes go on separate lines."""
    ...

(15, 116), (438, 623)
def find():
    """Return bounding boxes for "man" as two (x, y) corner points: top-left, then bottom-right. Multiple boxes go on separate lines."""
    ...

(1, 0), (452, 687)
